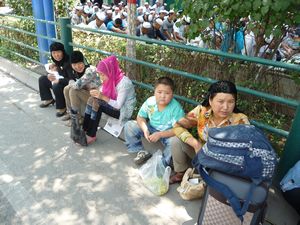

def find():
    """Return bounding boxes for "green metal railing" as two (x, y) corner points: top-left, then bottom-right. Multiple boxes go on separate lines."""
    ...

(0, 14), (299, 181)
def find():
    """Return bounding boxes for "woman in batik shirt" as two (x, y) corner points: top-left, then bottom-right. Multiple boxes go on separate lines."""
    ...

(169, 80), (249, 184)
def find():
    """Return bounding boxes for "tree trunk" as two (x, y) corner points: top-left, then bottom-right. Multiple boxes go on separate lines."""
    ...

(126, 0), (137, 80)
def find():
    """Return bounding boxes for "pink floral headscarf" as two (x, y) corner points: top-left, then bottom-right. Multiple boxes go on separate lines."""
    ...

(96, 55), (124, 100)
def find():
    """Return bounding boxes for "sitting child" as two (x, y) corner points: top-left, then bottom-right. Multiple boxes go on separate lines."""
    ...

(124, 77), (185, 166)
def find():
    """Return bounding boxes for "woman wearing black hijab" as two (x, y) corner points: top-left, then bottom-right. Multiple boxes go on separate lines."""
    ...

(38, 42), (74, 117)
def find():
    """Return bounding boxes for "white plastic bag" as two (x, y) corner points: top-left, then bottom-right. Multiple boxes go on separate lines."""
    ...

(139, 150), (171, 196)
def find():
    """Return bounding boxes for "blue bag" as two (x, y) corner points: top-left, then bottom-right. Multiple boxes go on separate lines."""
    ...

(192, 124), (278, 221)
(280, 160), (300, 192)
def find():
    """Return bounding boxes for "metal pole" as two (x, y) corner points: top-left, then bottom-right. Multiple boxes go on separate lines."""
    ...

(59, 18), (73, 56)
(42, 0), (57, 48)
(275, 104), (300, 183)
(126, 0), (137, 80)
(31, 0), (48, 64)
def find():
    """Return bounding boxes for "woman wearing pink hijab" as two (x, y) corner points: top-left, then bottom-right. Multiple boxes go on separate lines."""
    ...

(82, 55), (136, 145)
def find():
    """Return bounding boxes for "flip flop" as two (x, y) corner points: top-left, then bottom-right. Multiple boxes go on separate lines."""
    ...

(134, 150), (152, 165)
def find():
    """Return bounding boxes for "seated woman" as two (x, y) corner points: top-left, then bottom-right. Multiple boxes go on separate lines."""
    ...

(170, 80), (250, 184)
(81, 55), (136, 145)
(63, 51), (101, 126)
(38, 42), (74, 117)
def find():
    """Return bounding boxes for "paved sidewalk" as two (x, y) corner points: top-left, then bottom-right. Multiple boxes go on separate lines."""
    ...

(0, 57), (299, 225)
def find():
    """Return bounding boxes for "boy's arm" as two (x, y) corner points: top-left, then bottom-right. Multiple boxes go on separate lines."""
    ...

(136, 116), (150, 142)
(148, 129), (174, 143)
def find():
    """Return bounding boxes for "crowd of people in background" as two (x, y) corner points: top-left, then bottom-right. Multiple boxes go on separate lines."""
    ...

(69, 0), (300, 64)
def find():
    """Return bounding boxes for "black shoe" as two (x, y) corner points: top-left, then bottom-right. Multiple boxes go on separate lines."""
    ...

(39, 99), (55, 108)
(56, 109), (66, 117)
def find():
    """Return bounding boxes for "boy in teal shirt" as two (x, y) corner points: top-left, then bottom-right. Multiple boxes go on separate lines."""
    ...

(124, 77), (185, 166)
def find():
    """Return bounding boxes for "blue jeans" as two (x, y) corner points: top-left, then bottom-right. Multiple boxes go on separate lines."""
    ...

(124, 120), (172, 166)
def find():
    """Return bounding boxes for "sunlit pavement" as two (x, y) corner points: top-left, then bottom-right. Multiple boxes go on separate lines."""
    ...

(0, 57), (299, 225)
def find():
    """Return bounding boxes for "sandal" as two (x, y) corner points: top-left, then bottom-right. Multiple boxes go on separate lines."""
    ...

(169, 172), (185, 184)
(134, 150), (152, 165)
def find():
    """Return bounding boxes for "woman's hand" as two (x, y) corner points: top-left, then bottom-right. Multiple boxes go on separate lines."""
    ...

(186, 137), (202, 153)
(148, 132), (161, 143)
(90, 89), (100, 98)
(52, 79), (59, 84)
(47, 74), (56, 82)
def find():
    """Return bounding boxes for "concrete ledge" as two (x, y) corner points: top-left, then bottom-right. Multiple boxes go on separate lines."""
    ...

(0, 57), (42, 92)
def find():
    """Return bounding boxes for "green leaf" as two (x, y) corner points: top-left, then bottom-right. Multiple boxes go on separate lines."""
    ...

(261, 5), (269, 15)
(253, 0), (261, 10)
(295, 15), (300, 23)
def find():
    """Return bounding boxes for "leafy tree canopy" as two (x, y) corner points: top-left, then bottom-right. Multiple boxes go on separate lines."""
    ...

(177, 0), (300, 40)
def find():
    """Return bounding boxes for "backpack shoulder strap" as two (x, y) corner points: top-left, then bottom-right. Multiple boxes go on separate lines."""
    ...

(199, 166), (256, 222)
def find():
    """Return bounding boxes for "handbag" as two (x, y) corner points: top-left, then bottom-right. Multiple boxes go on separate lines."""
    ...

(70, 112), (87, 146)
(177, 168), (206, 200)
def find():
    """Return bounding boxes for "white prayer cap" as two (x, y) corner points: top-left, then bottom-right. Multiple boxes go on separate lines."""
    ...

(102, 5), (110, 10)
(96, 12), (106, 21)
(155, 18), (163, 25)
(159, 10), (168, 14)
(122, 12), (128, 18)
(75, 5), (83, 11)
(183, 16), (191, 24)
(148, 14), (153, 22)
(265, 34), (274, 44)
(137, 16), (144, 23)
(144, 2), (149, 5)
(83, 6), (90, 14)
(142, 22), (151, 29)
(107, 9), (113, 14)
(169, 9), (175, 14)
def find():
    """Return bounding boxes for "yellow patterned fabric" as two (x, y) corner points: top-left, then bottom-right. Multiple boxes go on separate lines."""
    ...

(174, 105), (249, 143)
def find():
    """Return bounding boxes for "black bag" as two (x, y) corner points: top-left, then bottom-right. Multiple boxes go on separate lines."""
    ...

(70, 113), (87, 146)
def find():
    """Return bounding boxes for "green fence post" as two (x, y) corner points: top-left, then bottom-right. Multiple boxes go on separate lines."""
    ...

(275, 104), (300, 183)
(59, 17), (73, 56)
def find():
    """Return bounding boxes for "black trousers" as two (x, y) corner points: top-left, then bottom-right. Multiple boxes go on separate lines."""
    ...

(38, 75), (67, 110)
(83, 100), (120, 137)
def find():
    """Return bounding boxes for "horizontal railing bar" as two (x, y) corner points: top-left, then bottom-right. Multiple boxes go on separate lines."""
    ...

(70, 24), (300, 72)
(71, 42), (299, 108)
(0, 47), (43, 65)
(0, 24), (58, 42)
(132, 80), (200, 105)
(0, 13), (58, 25)
(250, 120), (289, 138)
(0, 35), (50, 55)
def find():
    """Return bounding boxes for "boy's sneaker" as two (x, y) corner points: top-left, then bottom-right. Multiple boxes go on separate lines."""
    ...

(134, 150), (152, 165)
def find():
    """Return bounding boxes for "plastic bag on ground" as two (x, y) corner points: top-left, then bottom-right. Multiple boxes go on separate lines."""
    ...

(139, 150), (171, 196)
